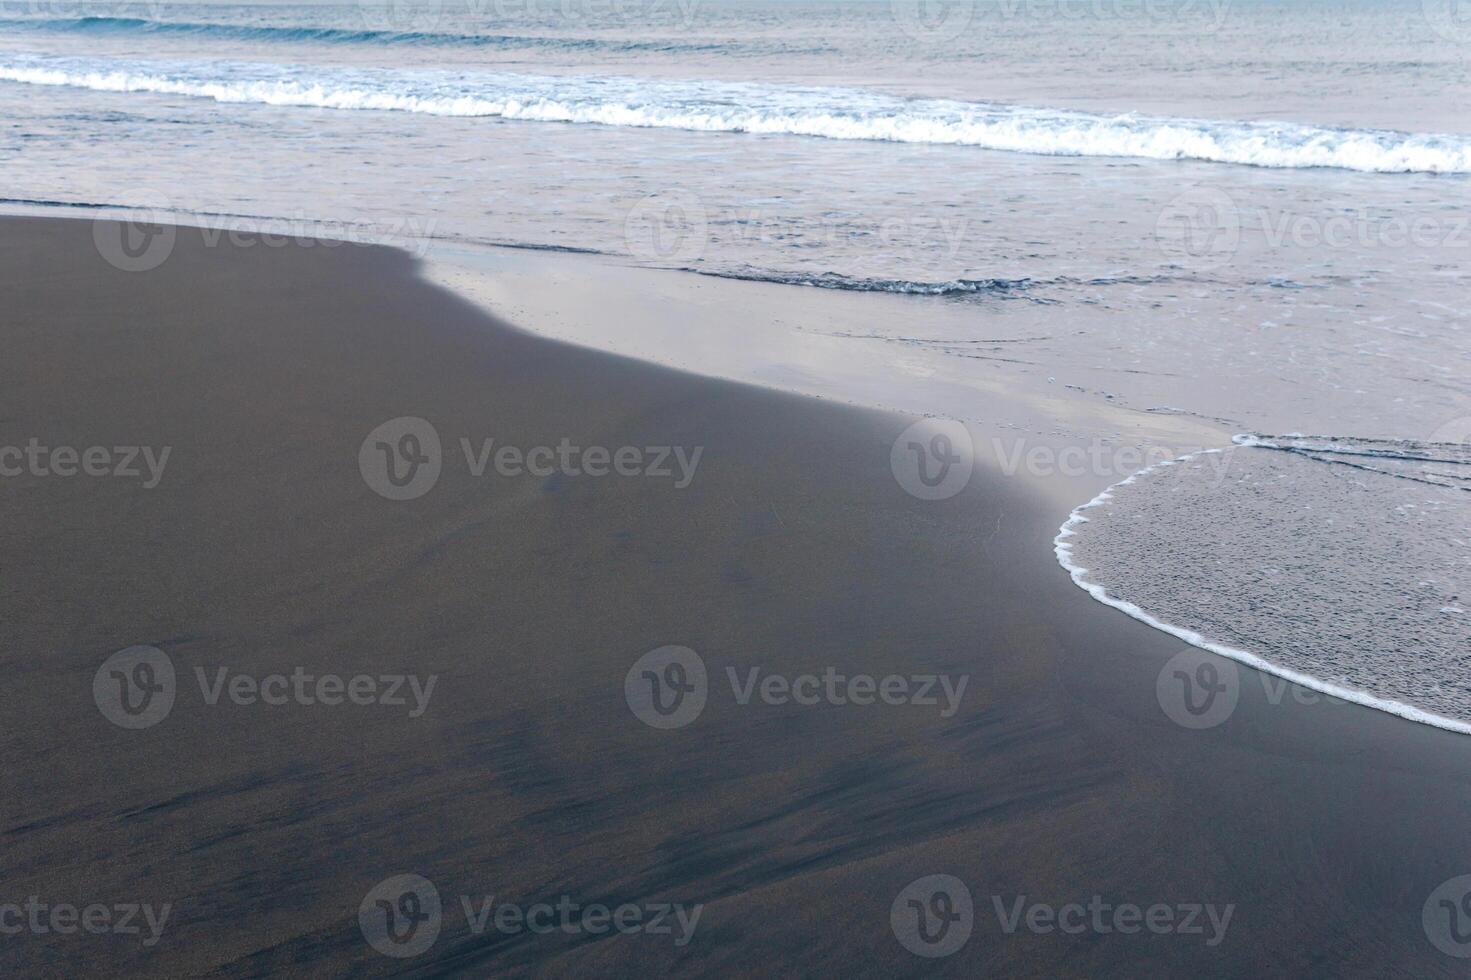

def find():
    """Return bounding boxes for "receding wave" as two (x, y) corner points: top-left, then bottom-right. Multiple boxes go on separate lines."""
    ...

(2, 53), (1468, 173)
(0, 15), (727, 53)
(682, 268), (1034, 295)
(1233, 433), (1471, 490)
(1056, 435), (1471, 735)
(688, 269), (1211, 295)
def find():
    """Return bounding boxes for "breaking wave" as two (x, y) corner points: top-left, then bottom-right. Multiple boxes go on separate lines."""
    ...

(3, 52), (1469, 172)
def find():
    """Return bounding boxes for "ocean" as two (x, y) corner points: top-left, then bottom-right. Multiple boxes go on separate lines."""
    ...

(1, 0), (1467, 731)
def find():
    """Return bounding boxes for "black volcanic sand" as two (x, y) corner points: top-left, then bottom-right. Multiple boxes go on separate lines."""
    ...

(2, 215), (1470, 978)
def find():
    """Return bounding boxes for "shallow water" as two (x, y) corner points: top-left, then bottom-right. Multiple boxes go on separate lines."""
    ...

(1058, 436), (1471, 731)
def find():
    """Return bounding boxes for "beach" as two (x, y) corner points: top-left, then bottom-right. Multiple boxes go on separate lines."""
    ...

(2, 215), (1469, 976)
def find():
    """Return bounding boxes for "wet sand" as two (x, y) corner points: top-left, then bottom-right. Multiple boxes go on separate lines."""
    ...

(2, 215), (1470, 977)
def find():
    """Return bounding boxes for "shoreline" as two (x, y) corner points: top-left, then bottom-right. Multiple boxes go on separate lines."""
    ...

(1056, 448), (1471, 738)
(0, 197), (1229, 441)
(8, 206), (1459, 735)
(5, 214), (1471, 975)
(20, 201), (1459, 735)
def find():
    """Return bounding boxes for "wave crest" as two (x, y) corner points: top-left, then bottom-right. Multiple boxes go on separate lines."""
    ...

(2, 53), (1469, 173)
(0, 15), (724, 53)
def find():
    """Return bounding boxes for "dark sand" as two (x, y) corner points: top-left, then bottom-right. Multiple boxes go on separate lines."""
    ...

(2, 215), (1470, 977)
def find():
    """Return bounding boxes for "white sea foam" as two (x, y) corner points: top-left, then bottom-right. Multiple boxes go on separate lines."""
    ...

(2, 53), (1469, 173)
(1054, 443), (1471, 737)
